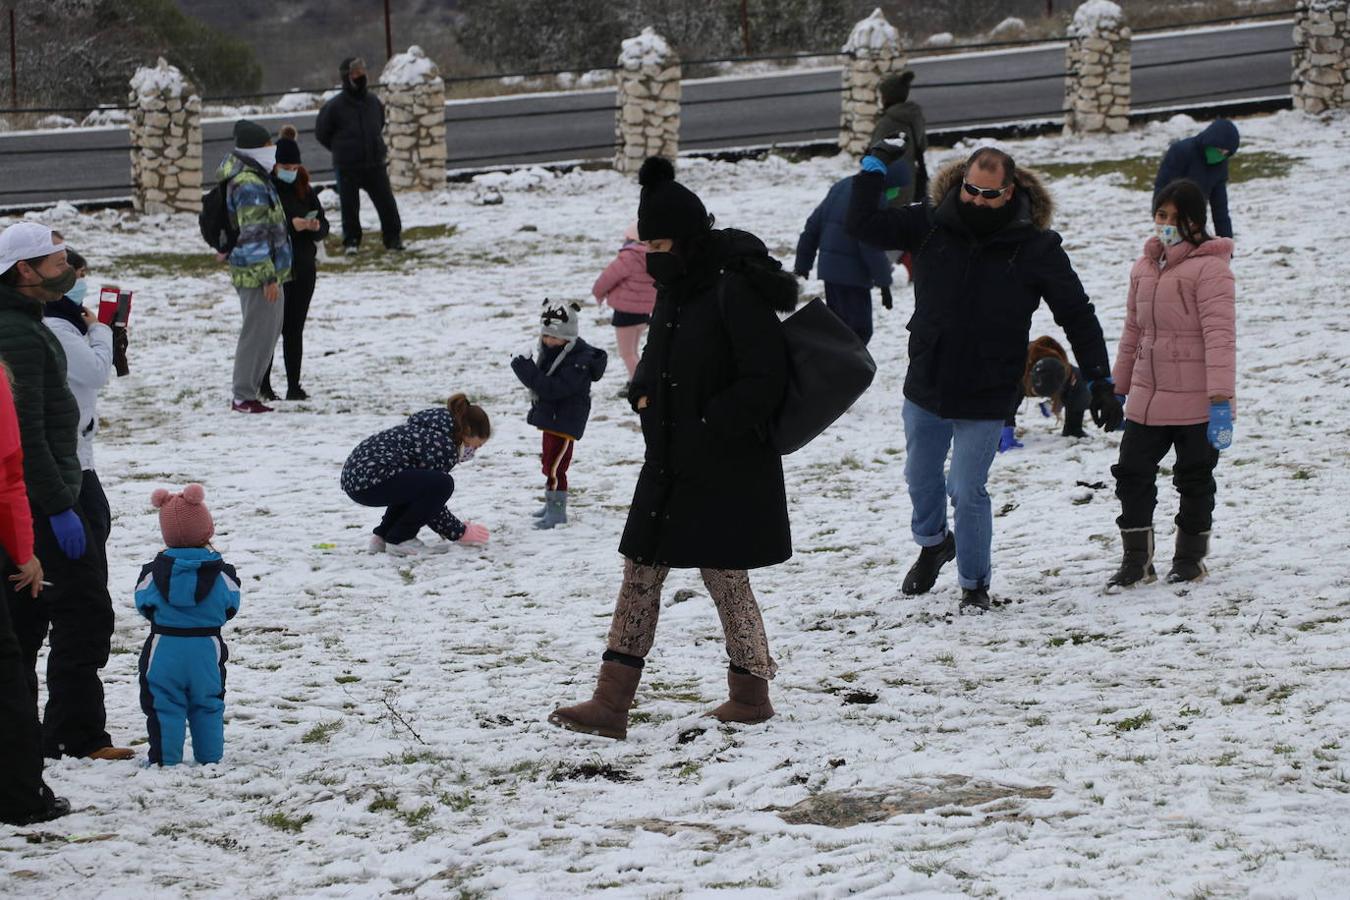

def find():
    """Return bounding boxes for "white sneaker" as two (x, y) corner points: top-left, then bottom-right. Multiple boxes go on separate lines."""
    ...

(368, 535), (386, 553)
(385, 537), (428, 557)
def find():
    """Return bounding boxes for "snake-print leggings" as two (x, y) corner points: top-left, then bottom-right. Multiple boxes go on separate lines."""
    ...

(605, 558), (778, 681)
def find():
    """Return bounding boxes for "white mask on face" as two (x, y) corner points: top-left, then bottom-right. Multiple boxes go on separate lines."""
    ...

(1155, 223), (1183, 247)
(237, 145), (277, 172)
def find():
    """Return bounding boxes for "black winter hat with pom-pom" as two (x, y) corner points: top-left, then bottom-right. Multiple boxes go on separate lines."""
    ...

(275, 123), (302, 165)
(636, 156), (710, 242)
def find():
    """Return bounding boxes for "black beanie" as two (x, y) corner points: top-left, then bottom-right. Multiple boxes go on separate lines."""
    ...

(233, 119), (270, 150)
(636, 157), (710, 243)
(879, 69), (916, 107)
(275, 124), (301, 165)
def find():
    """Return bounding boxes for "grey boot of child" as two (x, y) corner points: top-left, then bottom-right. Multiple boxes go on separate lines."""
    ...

(535, 490), (568, 529)
(532, 498), (548, 518)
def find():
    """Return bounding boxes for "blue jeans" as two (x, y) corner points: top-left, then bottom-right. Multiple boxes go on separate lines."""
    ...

(902, 400), (1003, 589)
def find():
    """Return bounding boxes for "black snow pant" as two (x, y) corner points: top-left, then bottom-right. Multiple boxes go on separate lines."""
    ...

(336, 165), (402, 249)
(824, 282), (873, 346)
(3, 485), (114, 759)
(347, 470), (455, 545)
(0, 547), (53, 822)
(263, 257), (317, 394)
(1112, 421), (1219, 535)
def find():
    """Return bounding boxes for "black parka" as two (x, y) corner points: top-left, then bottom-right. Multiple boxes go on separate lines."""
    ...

(846, 159), (1111, 420)
(619, 229), (796, 570)
(315, 90), (388, 170)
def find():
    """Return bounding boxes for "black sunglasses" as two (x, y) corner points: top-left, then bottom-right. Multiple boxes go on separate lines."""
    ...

(962, 181), (1010, 200)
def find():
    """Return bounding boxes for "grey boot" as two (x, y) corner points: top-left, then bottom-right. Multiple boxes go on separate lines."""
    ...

(535, 490), (568, 529)
(1106, 527), (1156, 589)
(531, 497), (548, 518)
(1166, 530), (1209, 583)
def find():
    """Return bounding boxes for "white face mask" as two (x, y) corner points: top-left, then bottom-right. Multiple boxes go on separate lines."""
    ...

(237, 145), (277, 172)
(1155, 223), (1183, 247)
(459, 445), (477, 463)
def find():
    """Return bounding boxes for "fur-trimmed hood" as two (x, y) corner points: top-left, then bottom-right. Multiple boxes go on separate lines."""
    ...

(929, 158), (1055, 231)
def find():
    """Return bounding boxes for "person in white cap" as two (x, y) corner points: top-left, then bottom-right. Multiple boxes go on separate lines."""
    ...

(0, 221), (133, 762)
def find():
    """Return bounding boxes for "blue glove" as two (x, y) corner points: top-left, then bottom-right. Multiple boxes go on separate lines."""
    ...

(1208, 400), (1233, 450)
(49, 508), (86, 559)
(997, 425), (1023, 453)
(1038, 401), (1052, 418)
(860, 155), (888, 175)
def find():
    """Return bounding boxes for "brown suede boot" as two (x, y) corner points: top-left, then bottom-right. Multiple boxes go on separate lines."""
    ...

(709, 669), (775, 724)
(548, 660), (641, 740)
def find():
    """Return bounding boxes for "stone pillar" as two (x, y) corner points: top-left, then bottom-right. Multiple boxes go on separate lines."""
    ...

(614, 27), (680, 175)
(1293, 0), (1350, 113)
(379, 45), (447, 191)
(1064, 0), (1131, 134)
(838, 8), (905, 155)
(128, 58), (202, 214)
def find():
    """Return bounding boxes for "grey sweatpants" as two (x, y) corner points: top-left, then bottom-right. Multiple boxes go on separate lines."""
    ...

(232, 285), (285, 403)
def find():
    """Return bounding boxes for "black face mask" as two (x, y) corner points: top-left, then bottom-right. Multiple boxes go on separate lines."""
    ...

(645, 251), (686, 286)
(27, 264), (78, 299)
(345, 75), (368, 96)
(956, 197), (1017, 236)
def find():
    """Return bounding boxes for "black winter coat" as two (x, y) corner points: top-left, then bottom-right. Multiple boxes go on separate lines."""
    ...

(272, 178), (331, 270)
(0, 284), (82, 514)
(315, 90), (388, 170)
(619, 229), (796, 570)
(1154, 119), (1240, 238)
(511, 338), (607, 441)
(846, 159), (1111, 420)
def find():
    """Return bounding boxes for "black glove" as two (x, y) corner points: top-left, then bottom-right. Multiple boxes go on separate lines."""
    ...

(792, 270), (809, 279)
(880, 286), (893, 310)
(112, 326), (129, 377)
(866, 132), (907, 167)
(914, 153), (929, 199)
(1089, 380), (1124, 432)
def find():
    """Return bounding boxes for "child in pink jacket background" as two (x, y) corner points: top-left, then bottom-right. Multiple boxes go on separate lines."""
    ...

(591, 223), (656, 393)
(1108, 178), (1235, 589)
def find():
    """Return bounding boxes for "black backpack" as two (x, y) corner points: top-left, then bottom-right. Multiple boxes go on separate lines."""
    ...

(718, 282), (877, 455)
(198, 176), (239, 254)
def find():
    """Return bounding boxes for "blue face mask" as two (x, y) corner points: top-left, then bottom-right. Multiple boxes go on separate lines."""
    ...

(275, 168), (299, 184)
(66, 278), (88, 305)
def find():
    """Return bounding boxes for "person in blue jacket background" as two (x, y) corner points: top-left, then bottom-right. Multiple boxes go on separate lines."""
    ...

(1154, 118), (1240, 239)
(135, 484), (239, 767)
(794, 158), (910, 344)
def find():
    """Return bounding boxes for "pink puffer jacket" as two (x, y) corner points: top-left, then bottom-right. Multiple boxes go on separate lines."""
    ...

(592, 242), (656, 315)
(1113, 236), (1235, 426)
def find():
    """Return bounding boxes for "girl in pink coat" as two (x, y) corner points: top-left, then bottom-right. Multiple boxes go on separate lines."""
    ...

(1108, 179), (1235, 588)
(591, 223), (656, 390)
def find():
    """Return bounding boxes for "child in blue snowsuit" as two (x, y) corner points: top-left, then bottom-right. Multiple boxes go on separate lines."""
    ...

(135, 484), (239, 766)
(510, 299), (607, 530)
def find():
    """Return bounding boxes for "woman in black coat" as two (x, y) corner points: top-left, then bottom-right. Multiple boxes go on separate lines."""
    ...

(550, 158), (796, 741)
(262, 124), (330, 401)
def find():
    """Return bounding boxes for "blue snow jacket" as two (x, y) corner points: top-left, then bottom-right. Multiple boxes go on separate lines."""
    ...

(1154, 119), (1240, 238)
(795, 176), (895, 289)
(511, 338), (608, 441)
(340, 408), (470, 540)
(134, 548), (240, 632)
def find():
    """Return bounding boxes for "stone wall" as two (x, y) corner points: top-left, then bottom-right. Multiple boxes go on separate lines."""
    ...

(1293, 0), (1350, 113)
(838, 8), (906, 155)
(1064, 0), (1131, 134)
(128, 58), (202, 215)
(379, 46), (448, 191)
(615, 28), (680, 174)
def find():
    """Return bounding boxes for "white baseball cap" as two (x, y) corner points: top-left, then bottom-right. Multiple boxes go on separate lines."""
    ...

(0, 222), (65, 277)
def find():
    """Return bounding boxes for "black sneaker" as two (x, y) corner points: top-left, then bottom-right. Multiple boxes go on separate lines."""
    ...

(259, 383), (279, 402)
(0, 789), (71, 826)
(385, 241), (405, 252)
(902, 532), (956, 595)
(286, 386), (309, 401)
(959, 586), (991, 616)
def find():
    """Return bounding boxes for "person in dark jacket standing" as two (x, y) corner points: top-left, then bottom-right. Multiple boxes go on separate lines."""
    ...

(1153, 118), (1239, 239)
(511, 300), (608, 530)
(869, 69), (928, 205)
(847, 146), (1122, 615)
(315, 57), (404, 254)
(261, 125), (330, 402)
(793, 161), (909, 344)
(0, 222), (132, 760)
(549, 157), (794, 741)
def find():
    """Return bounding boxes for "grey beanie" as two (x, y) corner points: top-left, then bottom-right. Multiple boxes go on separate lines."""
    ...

(540, 299), (581, 342)
(233, 119), (270, 149)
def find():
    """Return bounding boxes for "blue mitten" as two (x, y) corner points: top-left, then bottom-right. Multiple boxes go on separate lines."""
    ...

(1038, 401), (1052, 418)
(1208, 401), (1233, 450)
(997, 425), (1023, 453)
(860, 155), (888, 174)
(49, 508), (86, 559)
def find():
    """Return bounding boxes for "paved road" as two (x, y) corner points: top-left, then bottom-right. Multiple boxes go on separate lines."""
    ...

(0, 21), (1292, 208)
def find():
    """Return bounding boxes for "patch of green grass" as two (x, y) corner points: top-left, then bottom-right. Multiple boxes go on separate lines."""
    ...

(1035, 150), (1297, 193)
(402, 223), (458, 242)
(369, 793), (399, 813)
(112, 251), (227, 279)
(1115, 710), (1153, 732)
(1026, 715), (1048, 727)
(440, 790), (474, 812)
(260, 810), (313, 833)
(1048, 632), (1110, 648)
(398, 803), (435, 827)
(300, 719), (343, 744)
(334, 674), (361, 684)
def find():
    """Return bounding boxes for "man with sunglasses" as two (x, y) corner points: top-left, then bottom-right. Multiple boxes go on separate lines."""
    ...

(847, 144), (1122, 615)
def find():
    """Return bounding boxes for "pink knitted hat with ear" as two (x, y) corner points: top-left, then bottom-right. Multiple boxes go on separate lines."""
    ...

(151, 483), (215, 548)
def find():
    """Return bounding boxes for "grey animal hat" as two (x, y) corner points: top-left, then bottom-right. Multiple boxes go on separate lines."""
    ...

(540, 299), (581, 342)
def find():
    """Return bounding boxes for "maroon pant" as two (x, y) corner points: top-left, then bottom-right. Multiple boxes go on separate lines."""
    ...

(541, 433), (575, 491)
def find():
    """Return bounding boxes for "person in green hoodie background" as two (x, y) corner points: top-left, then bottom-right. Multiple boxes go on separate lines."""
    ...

(215, 119), (293, 414)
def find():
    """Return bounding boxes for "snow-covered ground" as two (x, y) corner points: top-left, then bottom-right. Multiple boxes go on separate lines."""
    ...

(3, 110), (1349, 898)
